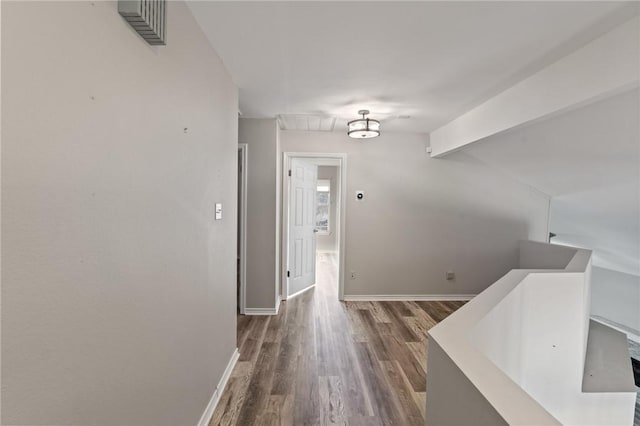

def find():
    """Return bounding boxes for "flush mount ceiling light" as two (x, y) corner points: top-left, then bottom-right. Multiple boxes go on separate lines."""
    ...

(347, 110), (380, 139)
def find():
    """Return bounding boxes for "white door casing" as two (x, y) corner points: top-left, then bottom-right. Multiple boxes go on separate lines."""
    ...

(287, 158), (318, 296)
(281, 152), (347, 302)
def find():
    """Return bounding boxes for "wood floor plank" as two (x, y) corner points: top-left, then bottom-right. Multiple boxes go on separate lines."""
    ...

(319, 376), (347, 425)
(379, 301), (421, 343)
(405, 301), (438, 329)
(367, 301), (392, 323)
(346, 415), (384, 426)
(209, 360), (255, 425)
(415, 300), (450, 323)
(412, 391), (427, 420)
(434, 300), (457, 317)
(237, 314), (252, 343)
(381, 335), (427, 392)
(354, 341), (406, 425)
(406, 340), (428, 370)
(357, 310), (391, 361)
(404, 316), (430, 341)
(236, 341), (279, 426)
(255, 395), (285, 426)
(270, 328), (299, 396)
(343, 303), (369, 342)
(379, 360), (424, 426)
(293, 351), (320, 425)
(331, 322), (374, 418)
(238, 316), (270, 362)
(264, 309), (284, 343)
(210, 253), (467, 425)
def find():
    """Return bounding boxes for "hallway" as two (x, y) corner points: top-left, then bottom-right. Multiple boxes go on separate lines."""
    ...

(210, 253), (465, 425)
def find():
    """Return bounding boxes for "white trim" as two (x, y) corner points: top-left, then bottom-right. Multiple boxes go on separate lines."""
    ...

(429, 17), (640, 158)
(287, 284), (316, 300)
(197, 348), (240, 426)
(275, 296), (281, 314)
(282, 152), (347, 301)
(238, 144), (248, 315)
(342, 294), (476, 302)
(245, 307), (279, 315)
(546, 196), (551, 243)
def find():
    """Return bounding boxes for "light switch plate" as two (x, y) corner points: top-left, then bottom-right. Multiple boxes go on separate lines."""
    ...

(215, 203), (223, 220)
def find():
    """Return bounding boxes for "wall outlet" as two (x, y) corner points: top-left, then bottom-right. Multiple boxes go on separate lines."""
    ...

(350, 271), (356, 279)
(446, 271), (455, 281)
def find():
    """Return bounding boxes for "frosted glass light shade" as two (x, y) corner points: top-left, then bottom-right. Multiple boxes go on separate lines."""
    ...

(347, 117), (380, 139)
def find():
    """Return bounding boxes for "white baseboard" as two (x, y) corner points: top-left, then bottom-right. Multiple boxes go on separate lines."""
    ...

(342, 294), (476, 302)
(245, 297), (282, 316)
(286, 284), (316, 300)
(245, 307), (279, 315)
(197, 347), (240, 426)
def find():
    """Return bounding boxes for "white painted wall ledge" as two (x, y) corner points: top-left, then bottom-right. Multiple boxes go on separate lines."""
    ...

(426, 241), (636, 426)
(592, 315), (640, 344)
(430, 16), (640, 157)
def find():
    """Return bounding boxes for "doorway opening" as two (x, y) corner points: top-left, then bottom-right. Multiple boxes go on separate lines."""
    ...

(237, 144), (248, 314)
(282, 153), (346, 301)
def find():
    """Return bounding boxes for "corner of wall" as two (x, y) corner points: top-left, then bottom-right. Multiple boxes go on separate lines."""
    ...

(275, 123), (282, 301)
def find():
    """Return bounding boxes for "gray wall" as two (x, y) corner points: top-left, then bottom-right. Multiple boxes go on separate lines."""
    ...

(238, 118), (281, 309)
(519, 240), (577, 270)
(2, 2), (238, 424)
(317, 166), (339, 253)
(280, 131), (549, 296)
(591, 267), (640, 334)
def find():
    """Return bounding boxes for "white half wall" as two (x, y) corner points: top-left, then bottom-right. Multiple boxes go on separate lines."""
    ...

(429, 242), (636, 426)
(280, 131), (550, 297)
(2, 2), (238, 424)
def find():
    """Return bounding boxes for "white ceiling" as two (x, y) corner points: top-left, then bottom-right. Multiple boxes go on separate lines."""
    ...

(187, 1), (636, 134)
(457, 89), (640, 276)
(186, 2), (639, 274)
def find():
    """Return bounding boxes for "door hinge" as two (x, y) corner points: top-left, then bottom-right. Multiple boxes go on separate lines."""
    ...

(287, 270), (290, 278)
(288, 170), (292, 177)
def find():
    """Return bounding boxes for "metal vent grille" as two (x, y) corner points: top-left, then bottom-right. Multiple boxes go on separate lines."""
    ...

(277, 115), (337, 132)
(118, 0), (166, 46)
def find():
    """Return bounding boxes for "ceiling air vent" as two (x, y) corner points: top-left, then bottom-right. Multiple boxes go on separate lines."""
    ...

(278, 115), (336, 132)
(118, 0), (166, 46)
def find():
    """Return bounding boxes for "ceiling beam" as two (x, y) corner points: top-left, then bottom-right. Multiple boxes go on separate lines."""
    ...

(429, 16), (640, 158)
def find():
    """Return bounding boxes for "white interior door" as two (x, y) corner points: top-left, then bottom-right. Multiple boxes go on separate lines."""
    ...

(288, 158), (318, 296)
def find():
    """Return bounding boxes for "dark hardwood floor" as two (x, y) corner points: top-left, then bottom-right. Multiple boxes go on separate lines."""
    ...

(211, 253), (465, 425)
